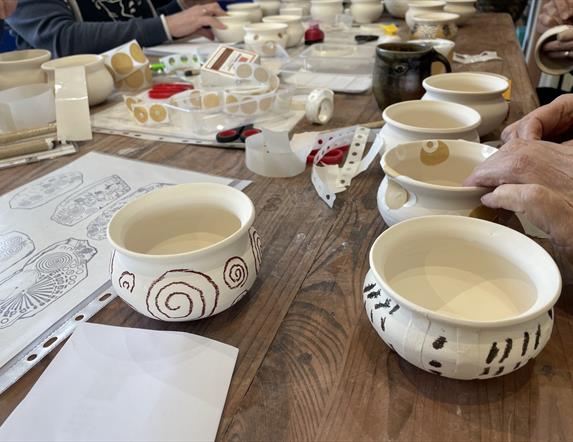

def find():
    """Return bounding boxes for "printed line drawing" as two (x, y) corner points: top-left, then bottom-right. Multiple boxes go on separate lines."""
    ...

(86, 183), (171, 240)
(51, 175), (131, 226)
(9, 172), (84, 209)
(0, 238), (97, 329)
(0, 231), (35, 276)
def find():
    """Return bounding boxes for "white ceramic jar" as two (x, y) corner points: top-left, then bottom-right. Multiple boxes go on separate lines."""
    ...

(363, 215), (561, 380)
(0, 49), (51, 91)
(214, 12), (251, 42)
(350, 0), (384, 24)
(311, 0), (344, 24)
(409, 11), (459, 40)
(41, 54), (114, 107)
(244, 22), (289, 55)
(422, 72), (509, 136)
(108, 183), (262, 322)
(228, 2), (264, 22)
(281, 0), (311, 15)
(385, 0), (408, 17)
(444, 0), (476, 25)
(405, 1), (445, 29)
(255, 0), (281, 16)
(263, 15), (305, 47)
(380, 100), (481, 151)
(377, 139), (497, 226)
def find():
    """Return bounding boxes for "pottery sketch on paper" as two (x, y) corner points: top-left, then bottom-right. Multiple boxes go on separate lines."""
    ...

(9, 171), (84, 209)
(363, 215), (561, 380)
(51, 175), (131, 226)
(0, 238), (97, 329)
(0, 231), (35, 276)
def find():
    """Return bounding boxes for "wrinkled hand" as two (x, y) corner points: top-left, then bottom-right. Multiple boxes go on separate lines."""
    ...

(465, 138), (573, 261)
(501, 93), (573, 142)
(0, 0), (18, 19)
(542, 27), (573, 58)
(165, 3), (226, 40)
(538, 0), (573, 33)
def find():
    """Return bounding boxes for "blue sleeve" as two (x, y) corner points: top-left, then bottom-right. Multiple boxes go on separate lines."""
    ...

(6, 0), (170, 57)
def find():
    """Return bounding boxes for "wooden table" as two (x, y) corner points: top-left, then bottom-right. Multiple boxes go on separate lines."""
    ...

(2, 13), (568, 442)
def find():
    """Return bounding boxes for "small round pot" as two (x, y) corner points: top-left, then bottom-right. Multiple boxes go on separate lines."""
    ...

(311, 0), (344, 24)
(422, 72), (509, 136)
(263, 15), (305, 47)
(350, 0), (384, 24)
(385, 0), (408, 17)
(41, 54), (114, 107)
(377, 139), (497, 226)
(405, 1), (445, 29)
(255, 0), (281, 16)
(214, 12), (251, 43)
(409, 38), (455, 74)
(410, 11), (460, 40)
(107, 183), (262, 322)
(244, 22), (289, 55)
(228, 2), (264, 22)
(444, 0), (476, 25)
(0, 49), (51, 91)
(535, 25), (573, 76)
(363, 215), (561, 380)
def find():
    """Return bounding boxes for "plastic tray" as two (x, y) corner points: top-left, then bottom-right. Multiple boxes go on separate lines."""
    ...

(298, 43), (375, 75)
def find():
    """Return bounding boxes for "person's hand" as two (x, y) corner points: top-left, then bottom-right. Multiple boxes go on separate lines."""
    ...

(501, 93), (573, 142)
(542, 27), (573, 59)
(538, 0), (573, 33)
(0, 0), (18, 19)
(165, 3), (226, 40)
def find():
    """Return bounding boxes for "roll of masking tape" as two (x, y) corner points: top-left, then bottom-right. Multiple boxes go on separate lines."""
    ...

(305, 89), (334, 125)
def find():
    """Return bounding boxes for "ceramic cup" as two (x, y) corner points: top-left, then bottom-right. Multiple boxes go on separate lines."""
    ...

(41, 54), (114, 107)
(409, 38), (455, 74)
(263, 15), (305, 47)
(444, 0), (476, 25)
(372, 42), (452, 111)
(378, 139), (497, 226)
(255, 0), (281, 16)
(0, 49), (51, 91)
(363, 215), (561, 380)
(385, 0), (408, 17)
(214, 12), (252, 43)
(380, 100), (481, 150)
(405, 1), (445, 29)
(311, 0), (344, 24)
(409, 11), (460, 40)
(107, 183), (262, 322)
(535, 25), (573, 76)
(422, 72), (509, 136)
(350, 0), (384, 24)
(243, 22), (289, 55)
(228, 2), (264, 22)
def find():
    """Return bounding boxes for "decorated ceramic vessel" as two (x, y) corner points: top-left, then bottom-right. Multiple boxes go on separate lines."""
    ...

(214, 12), (251, 43)
(385, 0), (408, 17)
(350, 0), (384, 24)
(0, 49), (51, 91)
(409, 11), (459, 40)
(377, 139), (497, 226)
(310, 0), (344, 24)
(244, 22), (289, 55)
(364, 215), (561, 380)
(228, 2), (264, 22)
(405, 1), (445, 29)
(107, 183), (262, 322)
(263, 15), (305, 47)
(444, 0), (476, 25)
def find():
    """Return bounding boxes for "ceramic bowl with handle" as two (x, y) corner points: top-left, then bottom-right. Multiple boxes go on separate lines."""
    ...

(228, 2), (264, 22)
(263, 15), (305, 47)
(363, 215), (561, 380)
(0, 49), (51, 91)
(377, 139), (497, 226)
(422, 72), (509, 136)
(409, 11), (460, 40)
(107, 183), (262, 322)
(214, 12), (252, 43)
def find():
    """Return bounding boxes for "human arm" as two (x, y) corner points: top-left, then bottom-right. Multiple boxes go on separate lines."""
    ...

(538, 0), (573, 33)
(0, 0), (17, 19)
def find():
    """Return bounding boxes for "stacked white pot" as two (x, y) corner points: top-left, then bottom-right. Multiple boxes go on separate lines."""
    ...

(310, 0), (343, 24)
(350, 0), (384, 24)
(405, 0), (445, 28)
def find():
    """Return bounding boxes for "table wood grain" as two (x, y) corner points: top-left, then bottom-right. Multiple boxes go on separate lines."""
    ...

(1, 13), (568, 442)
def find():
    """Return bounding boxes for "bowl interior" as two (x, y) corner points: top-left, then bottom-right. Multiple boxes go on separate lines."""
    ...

(424, 72), (508, 94)
(42, 54), (101, 70)
(0, 49), (50, 64)
(370, 216), (561, 325)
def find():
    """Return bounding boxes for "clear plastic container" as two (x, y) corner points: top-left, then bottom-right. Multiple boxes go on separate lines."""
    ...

(298, 43), (375, 75)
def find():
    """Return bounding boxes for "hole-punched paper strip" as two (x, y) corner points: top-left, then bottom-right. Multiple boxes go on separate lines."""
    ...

(55, 66), (92, 141)
(245, 129), (306, 177)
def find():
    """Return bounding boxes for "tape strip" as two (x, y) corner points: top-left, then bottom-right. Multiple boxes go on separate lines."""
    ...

(102, 40), (148, 81)
(115, 63), (153, 92)
(305, 89), (334, 125)
(124, 96), (170, 127)
(335, 126), (370, 188)
(55, 66), (92, 141)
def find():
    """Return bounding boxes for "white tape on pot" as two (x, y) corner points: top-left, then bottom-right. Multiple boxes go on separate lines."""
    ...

(55, 66), (92, 141)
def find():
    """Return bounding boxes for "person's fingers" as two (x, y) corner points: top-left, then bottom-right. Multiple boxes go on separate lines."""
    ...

(0, 3), (8, 19)
(552, 0), (572, 21)
(546, 50), (573, 58)
(515, 116), (544, 140)
(194, 27), (216, 40)
(543, 39), (573, 51)
(558, 28), (573, 41)
(501, 122), (519, 142)
(198, 15), (226, 29)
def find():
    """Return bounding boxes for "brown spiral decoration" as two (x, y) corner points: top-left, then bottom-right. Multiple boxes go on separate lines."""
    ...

(119, 271), (135, 293)
(224, 257), (248, 289)
(146, 269), (219, 320)
(249, 228), (262, 274)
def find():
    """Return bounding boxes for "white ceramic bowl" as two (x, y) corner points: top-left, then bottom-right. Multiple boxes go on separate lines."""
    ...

(228, 2), (264, 22)
(108, 183), (262, 322)
(377, 139), (497, 226)
(214, 12), (251, 43)
(364, 215), (561, 380)
(41, 54), (114, 107)
(409, 11), (460, 40)
(255, 0), (281, 16)
(535, 25), (573, 76)
(0, 49), (51, 91)
(243, 22), (289, 55)
(311, 0), (344, 24)
(422, 72), (509, 136)
(444, 0), (476, 25)
(350, 1), (384, 24)
(385, 0), (408, 17)
(282, 0), (311, 15)
(263, 15), (305, 47)
(380, 100), (481, 151)
(405, 1), (445, 29)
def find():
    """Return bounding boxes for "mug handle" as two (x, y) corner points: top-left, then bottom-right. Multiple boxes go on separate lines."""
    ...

(431, 50), (452, 73)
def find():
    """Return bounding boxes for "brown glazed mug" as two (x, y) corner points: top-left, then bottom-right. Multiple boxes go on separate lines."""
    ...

(372, 42), (452, 111)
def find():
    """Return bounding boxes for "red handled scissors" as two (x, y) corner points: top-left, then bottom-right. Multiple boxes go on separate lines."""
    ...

(148, 83), (194, 99)
(307, 145), (349, 165)
(216, 125), (262, 144)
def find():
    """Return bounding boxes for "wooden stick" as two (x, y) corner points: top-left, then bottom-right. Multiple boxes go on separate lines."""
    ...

(0, 124), (57, 145)
(0, 138), (54, 160)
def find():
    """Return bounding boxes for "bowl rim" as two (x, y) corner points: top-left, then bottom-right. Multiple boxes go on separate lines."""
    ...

(411, 11), (460, 22)
(263, 14), (302, 22)
(107, 182), (255, 261)
(408, 0), (446, 7)
(244, 22), (288, 31)
(368, 215), (562, 328)
(228, 2), (261, 9)
(0, 49), (51, 65)
(423, 72), (509, 96)
(41, 54), (103, 71)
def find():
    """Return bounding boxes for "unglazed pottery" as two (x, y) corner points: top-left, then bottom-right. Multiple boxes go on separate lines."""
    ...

(409, 11), (459, 40)
(422, 72), (509, 136)
(280, 6), (305, 16)
(228, 2), (264, 22)
(281, 0), (311, 15)
(444, 0), (476, 25)
(0, 49), (51, 91)
(380, 100), (481, 150)
(41, 54), (114, 107)
(409, 38), (455, 74)
(377, 139), (497, 225)
(405, 1), (445, 29)
(214, 12), (251, 43)
(385, 0), (408, 17)
(350, 0), (384, 24)
(107, 183), (262, 322)
(263, 15), (305, 47)
(244, 22), (289, 55)
(255, 0), (281, 16)
(373, 42), (451, 111)
(535, 25), (573, 76)
(311, 0), (344, 24)
(363, 215), (561, 380)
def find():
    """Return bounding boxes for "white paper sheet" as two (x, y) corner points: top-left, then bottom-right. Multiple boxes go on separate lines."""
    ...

(0, 323), (238, 442)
